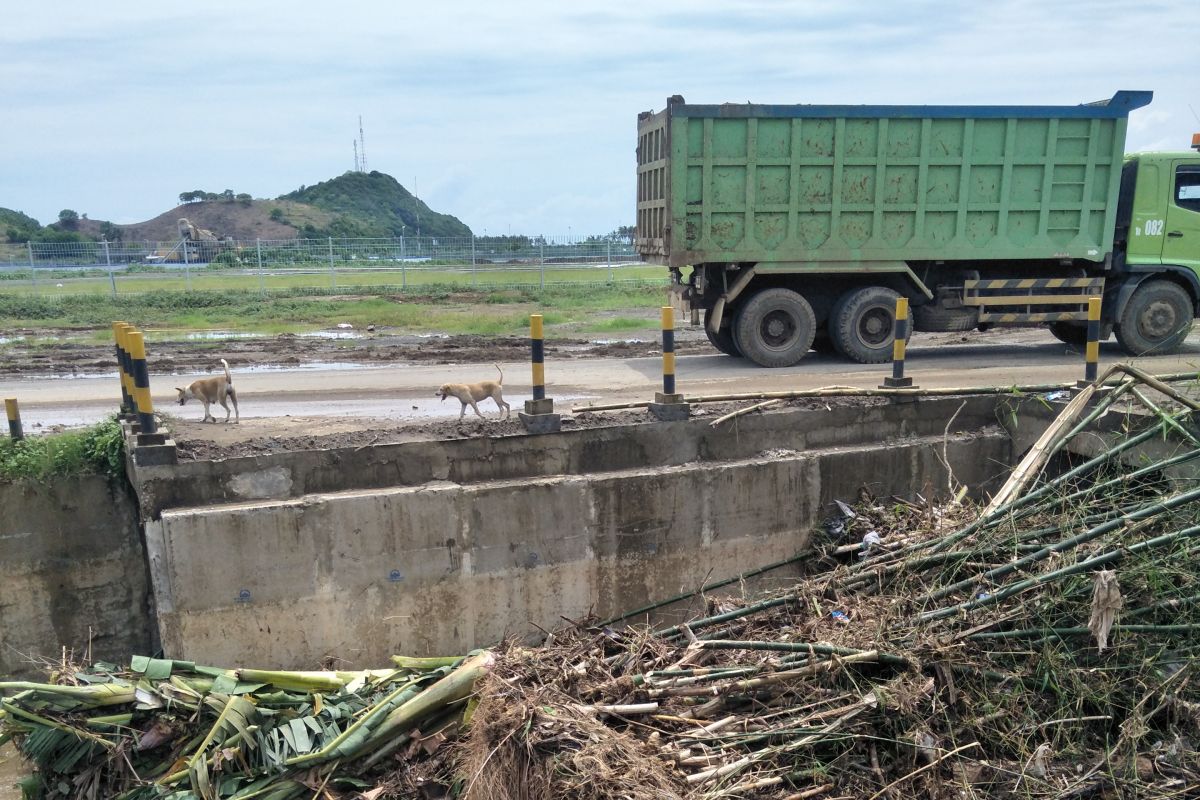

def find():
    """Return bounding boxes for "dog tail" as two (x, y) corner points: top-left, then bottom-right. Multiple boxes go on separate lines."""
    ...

(221, 358), (232, 385)
(495, 363), (504, 384)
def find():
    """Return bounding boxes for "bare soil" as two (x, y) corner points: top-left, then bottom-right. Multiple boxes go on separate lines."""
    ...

(172, 396), (888, 460)
(0, 331), (696, 378)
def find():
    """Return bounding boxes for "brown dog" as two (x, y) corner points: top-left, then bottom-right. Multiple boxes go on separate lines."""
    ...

(438, 364), (509, 420)
(176, 358), (240, 423)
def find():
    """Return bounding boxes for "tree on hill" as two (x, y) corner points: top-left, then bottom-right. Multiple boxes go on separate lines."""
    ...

(279, 171), (472, 239)
(57, 209), (80, 229)
(0, 208), (42, 243)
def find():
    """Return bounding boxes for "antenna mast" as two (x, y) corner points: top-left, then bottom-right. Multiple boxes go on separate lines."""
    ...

(353, 140), (360, 172)
(358, 115), (367, 172)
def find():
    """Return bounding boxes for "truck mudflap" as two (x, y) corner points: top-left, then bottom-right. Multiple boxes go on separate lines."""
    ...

(965, 277), (1105, 323)
(667, 282), (698, 325)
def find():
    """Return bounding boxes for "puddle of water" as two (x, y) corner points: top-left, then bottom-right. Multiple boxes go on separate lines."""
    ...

(23, 362), (380, 380)
(234, 361), (380, 374)
(183, 331), (263, 340)
(298, 330), (364, 340)
(0, 336), (25, 344)
(590, 338), (647, 345)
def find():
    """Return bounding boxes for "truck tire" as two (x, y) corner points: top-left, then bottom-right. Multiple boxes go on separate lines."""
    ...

(733, 288), (816, 367)
(703, 308), (741, 357)
(1048, 321), (1112, 346)
(913, 304), (978, 332)
(1115, 280), (1194, 356)
(830, 286), (910, 364)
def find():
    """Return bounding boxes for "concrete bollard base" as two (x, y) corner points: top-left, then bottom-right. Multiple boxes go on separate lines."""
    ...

(880, 376), (915, 389)
(648, 402), (691, 421)
(518, 412), (562, 434)
(524, 398), (555, 415)
(133, 439), (179, 467)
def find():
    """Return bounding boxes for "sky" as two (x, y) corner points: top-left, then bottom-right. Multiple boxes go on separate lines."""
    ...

(2, 0), (1197, 235)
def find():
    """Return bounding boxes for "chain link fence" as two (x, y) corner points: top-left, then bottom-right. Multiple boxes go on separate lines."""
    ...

(0, 235), (654, 295)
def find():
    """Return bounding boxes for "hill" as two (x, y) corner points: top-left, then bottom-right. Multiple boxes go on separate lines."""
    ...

(1, 208), (49, 242)
(119, 200), (337, 242)
(281, 171), (472, 239)
(4, 171), (472, 244)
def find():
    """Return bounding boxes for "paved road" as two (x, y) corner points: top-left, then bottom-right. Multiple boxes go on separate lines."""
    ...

(4, 331), (1200, 428)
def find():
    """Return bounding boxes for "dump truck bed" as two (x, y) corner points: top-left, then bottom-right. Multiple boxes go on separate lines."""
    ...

(636, 92), (1152, 269)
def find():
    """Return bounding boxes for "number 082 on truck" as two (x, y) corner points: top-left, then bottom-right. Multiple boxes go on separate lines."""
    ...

(636, 91), (1200, 366)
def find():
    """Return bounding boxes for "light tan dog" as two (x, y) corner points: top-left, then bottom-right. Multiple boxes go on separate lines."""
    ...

(176, 358), (240, 423)
(438, 364), (510, 420)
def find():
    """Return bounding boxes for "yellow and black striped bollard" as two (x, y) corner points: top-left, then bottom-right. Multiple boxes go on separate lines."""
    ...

(5, 397), (22, 441)
(648, 306), (690, 420)
(519, 313), (561, 433)
(880, 297), (916, 390)
(1085, 297), (1101, 383)
(126, 330), (158, 435)
(112, 321), (133, 415)
(117, 322), (138, 420)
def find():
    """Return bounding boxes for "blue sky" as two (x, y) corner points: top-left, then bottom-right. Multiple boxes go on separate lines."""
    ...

(2, 0), (1197, 235)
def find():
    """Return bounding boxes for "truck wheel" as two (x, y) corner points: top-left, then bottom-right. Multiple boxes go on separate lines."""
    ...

(733, 288), (816, 367)
(913, 304), (978, 332)
(830, 286), (910, 364)
(1115, 280), (1194, 356)
(703, 308), (741, 357)
(1048, 321), (1112, 346)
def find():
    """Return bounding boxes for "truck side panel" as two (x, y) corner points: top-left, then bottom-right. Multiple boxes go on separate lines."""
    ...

(636, 92), (1151, 270)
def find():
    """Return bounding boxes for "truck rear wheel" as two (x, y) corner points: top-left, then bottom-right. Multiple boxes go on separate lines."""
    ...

(913, 304), (978, 332)
(830, 286), (910, 364)
(733, 288), (816, 367)
(1115, 280), (1194, 356)
(1048, 321), (1112, 346)
(703, 308), (741, 357)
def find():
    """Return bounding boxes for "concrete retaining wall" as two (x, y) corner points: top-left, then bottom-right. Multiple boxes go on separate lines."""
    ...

(133, 397), (1004, 517)
(146, 429), (1011, 668)
(0, 476), (153, 678)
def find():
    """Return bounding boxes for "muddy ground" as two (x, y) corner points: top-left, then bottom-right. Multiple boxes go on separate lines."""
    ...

(173, 395), (891, 460)
(0, 329), (704, 378)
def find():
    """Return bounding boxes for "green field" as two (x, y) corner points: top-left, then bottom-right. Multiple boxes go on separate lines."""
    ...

(0, 263), (663, 296)
(0, 279), (671, 340)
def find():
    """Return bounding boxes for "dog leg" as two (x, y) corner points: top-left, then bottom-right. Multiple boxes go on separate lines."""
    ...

(201, 398), (214, 423)
(228, 388), (239, 423)
(219, 397), (232, 423)
(469, 399), (484, 419)
(459, 402), (467, 420)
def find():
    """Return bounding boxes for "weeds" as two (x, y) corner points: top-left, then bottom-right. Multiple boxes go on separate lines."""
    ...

(0, 417), (125, 482)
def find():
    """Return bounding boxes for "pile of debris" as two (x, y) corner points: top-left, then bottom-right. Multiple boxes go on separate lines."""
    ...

(4, 368), (1200, 798)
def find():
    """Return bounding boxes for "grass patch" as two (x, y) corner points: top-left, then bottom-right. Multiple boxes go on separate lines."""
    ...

(0, 283), (667, 337)
(0, 417), (125, 483)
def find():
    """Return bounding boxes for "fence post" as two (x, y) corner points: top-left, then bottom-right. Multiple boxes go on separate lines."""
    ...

(399, 236), (407, 289)
(183, 240), (191, 291)
(256, 239), (265, 295)
(607, 239), (613, 283)
(103, 240), (116, 296)
(328, 237), (336, 289)
(5, 398), (22, 441)
(539, 240), (545, 290)
(27, 242), (37, 293)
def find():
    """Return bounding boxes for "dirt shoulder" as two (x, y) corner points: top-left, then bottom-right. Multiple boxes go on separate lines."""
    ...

(173, 396), (888, 460)
(0, 330), (702, 378)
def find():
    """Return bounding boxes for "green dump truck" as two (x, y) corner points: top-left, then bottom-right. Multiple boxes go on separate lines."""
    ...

(636, 91), (1200, 366)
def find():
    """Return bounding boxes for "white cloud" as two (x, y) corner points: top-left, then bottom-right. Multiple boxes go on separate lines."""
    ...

(1, 0), (1196, 231)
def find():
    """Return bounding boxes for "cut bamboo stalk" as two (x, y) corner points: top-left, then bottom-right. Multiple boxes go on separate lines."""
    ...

(709, 398), (782, 427)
